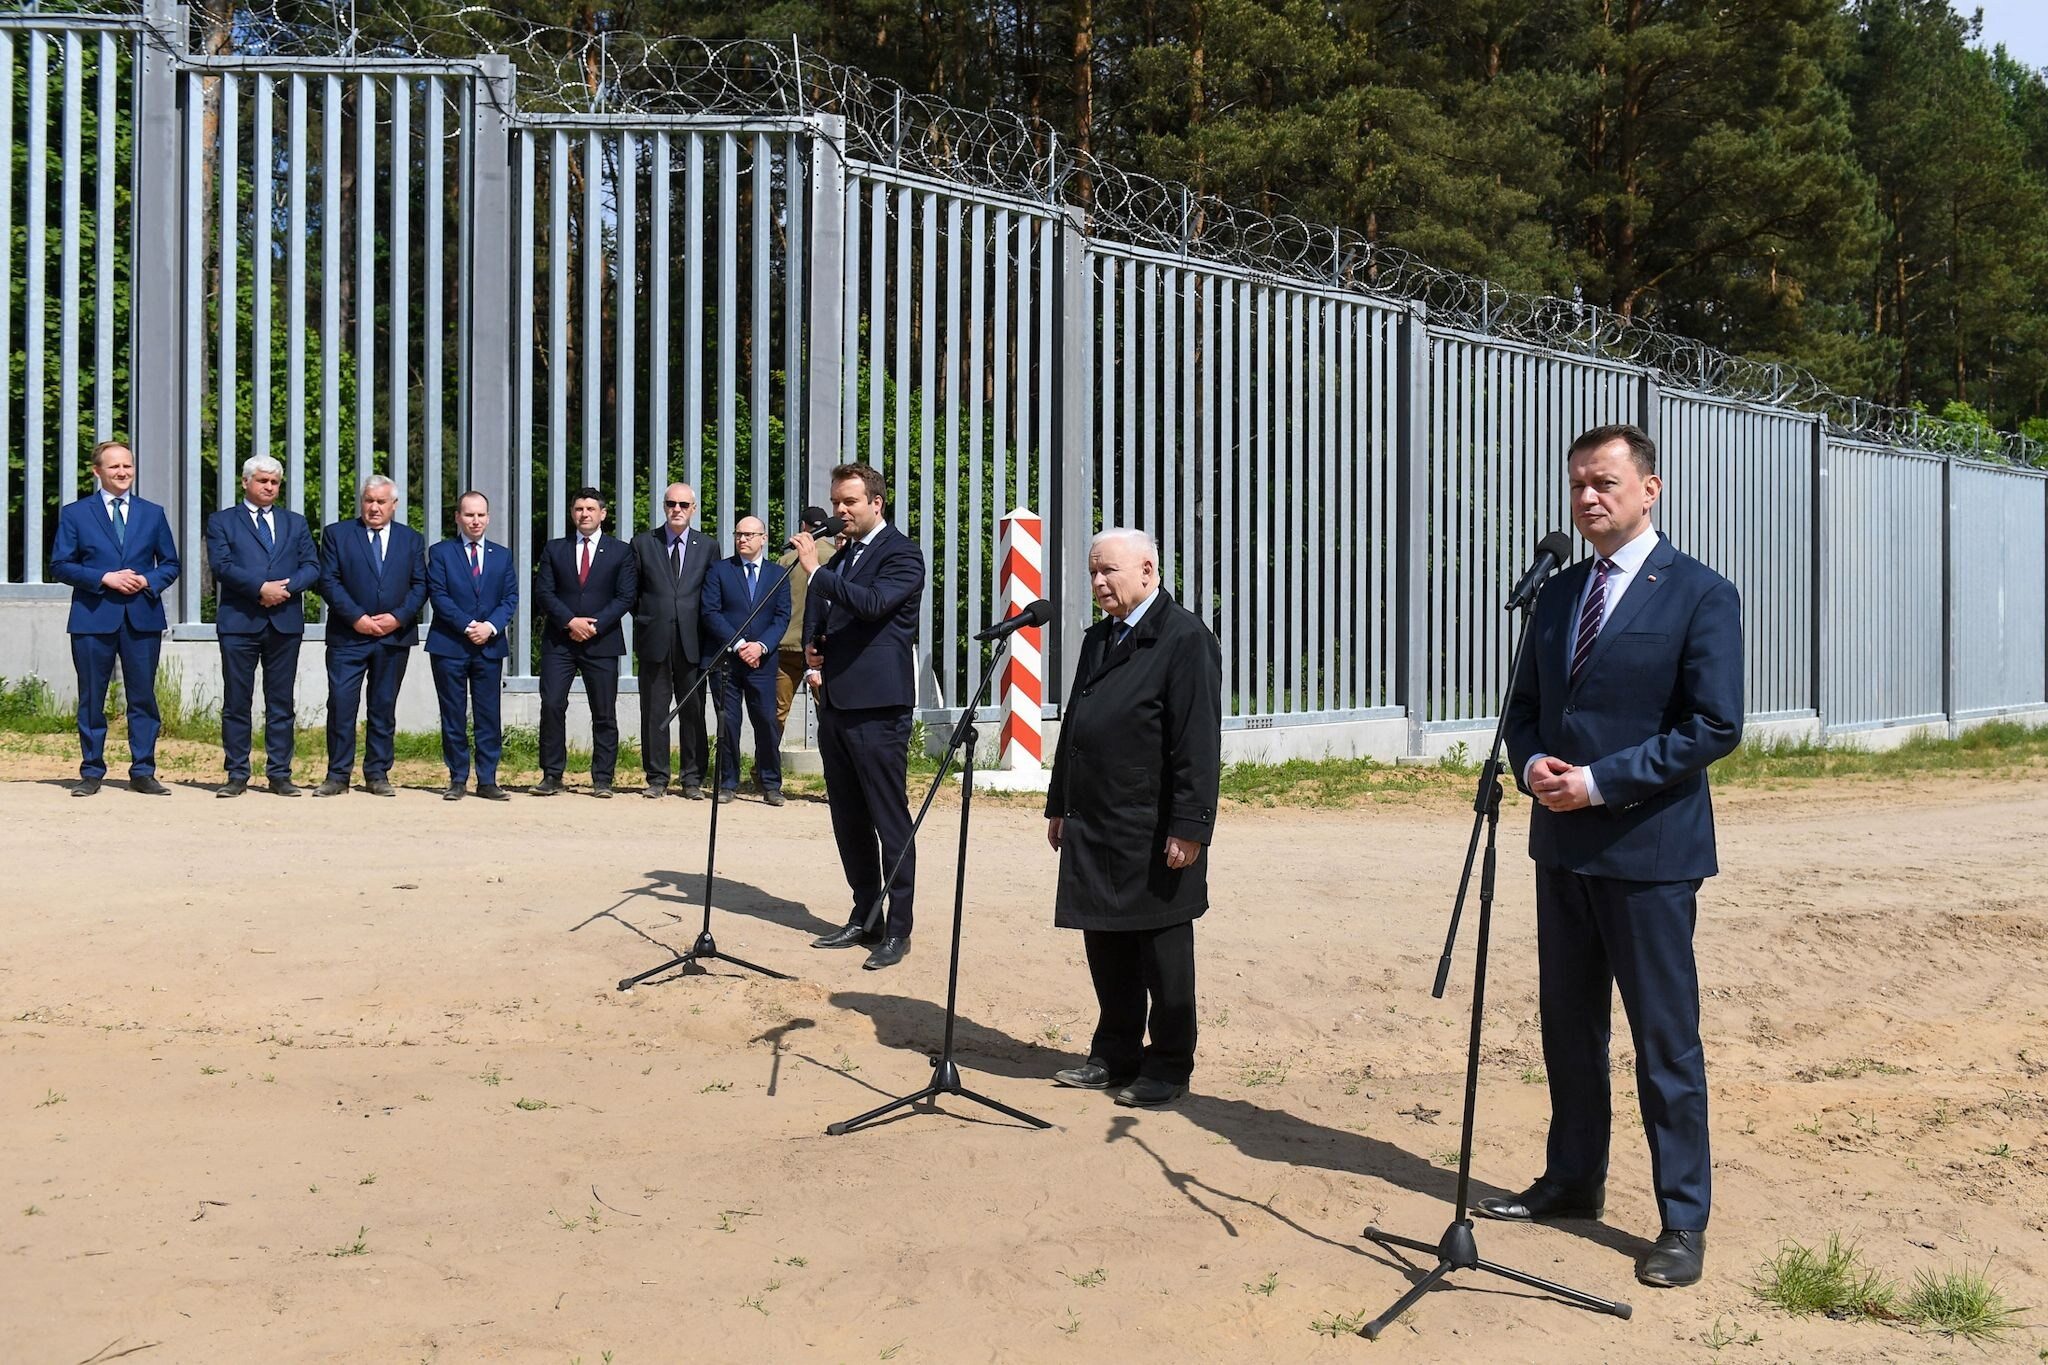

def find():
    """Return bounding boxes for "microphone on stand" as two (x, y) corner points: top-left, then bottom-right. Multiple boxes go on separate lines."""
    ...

(783, 506), (846, 549)
(1504, 531), (1575, 612)
(974, 598), (1055, 642)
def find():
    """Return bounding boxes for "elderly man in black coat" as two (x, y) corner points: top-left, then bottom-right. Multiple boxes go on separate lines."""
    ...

(1044, 527), (1223, 1108)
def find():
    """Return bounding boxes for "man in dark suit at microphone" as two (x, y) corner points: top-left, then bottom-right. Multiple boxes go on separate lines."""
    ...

(1484, 423), (1743, 1291)
(789, 463), (927, 971)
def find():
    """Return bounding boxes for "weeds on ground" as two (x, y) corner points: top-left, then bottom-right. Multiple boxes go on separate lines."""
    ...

(1902, 1265), (2025, 1341)
(1754, 1235), (1898, 1320)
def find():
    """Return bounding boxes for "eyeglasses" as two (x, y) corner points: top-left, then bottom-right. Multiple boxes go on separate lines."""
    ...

(665, 499), (694, 509)
(735, 530), (766, 539)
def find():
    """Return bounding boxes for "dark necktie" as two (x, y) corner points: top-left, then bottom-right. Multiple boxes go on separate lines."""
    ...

(254, 509), (274, 551)
(371, 526), (386, 577)
(745, 560), (758, 603)
(1115, 619), (1134, 648)
(669, 535), (683, 583)
(578, 537), (592, 586)
(110, 496), (126, 547)
(1569, 558), (1617, 685)
(468, 542), (482, 578)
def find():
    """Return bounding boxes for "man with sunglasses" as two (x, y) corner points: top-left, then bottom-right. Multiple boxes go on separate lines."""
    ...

(633, 482), (716, 799)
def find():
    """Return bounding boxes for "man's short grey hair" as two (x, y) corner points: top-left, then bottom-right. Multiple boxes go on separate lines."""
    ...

(1090, 527), (1158, 561)
(359, 473), (397, 497)
(241, 454), (284, 482)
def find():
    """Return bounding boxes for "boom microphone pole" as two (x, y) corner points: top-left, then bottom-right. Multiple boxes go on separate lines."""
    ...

(1355, 534), (1631, 1338)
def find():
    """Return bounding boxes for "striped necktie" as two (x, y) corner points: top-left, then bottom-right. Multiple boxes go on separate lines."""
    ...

(1569, 558), (1617, 685)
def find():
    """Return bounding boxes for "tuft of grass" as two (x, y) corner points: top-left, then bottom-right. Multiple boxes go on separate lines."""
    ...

(1062, 1266), (1106, 1289)
(1309, 1305), (1373, 1337)
(1903, 1264), (2025, 1340)
(359, 1173), (378, 1185)
(23, 1204), (44, 1216)
(1238, 1062), (1288, 1088)
(1056, 1307), (1082, 1336)
(1244, 1271), (1279, 1296)
(36, 1089), (64, 1108)
(328, 1226), (369, 1258)
(198, 1065), (224, 1076)
(1752, 1235), (1898, 1319)
(476, 1065), (504, 1087)
(1518, 1066), (1546, 1085)
(699, 1080), (732, 1093)
(0, 675), (74, 733)
(1701, 1317), (1761, 1349)
(512, 1097), (548, 1111)
(1712, 721), (2048, 785)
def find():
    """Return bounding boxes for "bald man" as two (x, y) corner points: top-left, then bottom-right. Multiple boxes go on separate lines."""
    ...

(632, 482), (716, 797)
(700, 516), (794, 804)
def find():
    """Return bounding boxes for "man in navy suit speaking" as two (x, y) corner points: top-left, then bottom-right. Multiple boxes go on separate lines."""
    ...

(700, 514), (793, 805)
(789, 462), (927, 971)
(204, 454), (319, 797)
(49, 440), (181, 796)
(315, 474), (428, 797)
(425, 491), (517, 801)
(1485, 423), (1743, 1291)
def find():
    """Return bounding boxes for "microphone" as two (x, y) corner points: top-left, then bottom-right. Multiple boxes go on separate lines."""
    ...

(974, 598), (1055, 642)
(1505, 531), (1575, 612)
(784, 506), (845, 549)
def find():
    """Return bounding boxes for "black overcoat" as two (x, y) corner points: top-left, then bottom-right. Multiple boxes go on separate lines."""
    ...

(1045, 590), (1223, 933)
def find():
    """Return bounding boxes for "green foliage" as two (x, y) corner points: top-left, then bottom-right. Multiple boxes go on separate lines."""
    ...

(0, 676), (72, 734)
(1902, 1264), (2025, 1340)
(1752, 1235), (1899, 1319)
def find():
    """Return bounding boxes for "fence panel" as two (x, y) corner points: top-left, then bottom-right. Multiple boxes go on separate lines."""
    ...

(1952, 460), (2047, 716)
(508, 121), (808, 678)
(1822, 441), (1945, 728)
(1657, 392), (1816, 717)
(1, 16), (135, 585)
(1425, 332), (1639, 725)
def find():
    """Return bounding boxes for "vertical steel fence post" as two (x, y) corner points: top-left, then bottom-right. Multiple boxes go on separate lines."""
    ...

(804, 114), (846, 503)
(466, 56), (516, 531)
(132, 0), (186, 609)
(1397, 304), (1432, 756)
(1811, 420), (1829, 729)
(1054, 207), (1093, 711)
(1941, 450), (1958, 736)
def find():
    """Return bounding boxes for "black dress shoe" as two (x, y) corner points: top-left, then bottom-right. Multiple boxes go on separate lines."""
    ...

(1054, 1063), (1135, 1091)
(862, 937), (910, 970)
(130, 774), (171, 796)
(641, 784), (665, 800)
(1638, 1229), (1705, 1288)
(680, 784), (705, 801)
(715, 787), (736, 804)
(1114, 1077), (1188, 1108)
(72, 777), (102, 797)
(268, 777), (302, 797)
(364, 776), (396, 797)
(591, 783), (614, 799)
(762, 789), (786, 807)
(532, 776), (563, 796)
(217, 778), (248, 798)
(312, 778), (349, 797)
(442, 784), (466, 801)
(476, 784), (510, 801)
(1474, 1178), (1606, 1222)
(812, 923), (880, 949)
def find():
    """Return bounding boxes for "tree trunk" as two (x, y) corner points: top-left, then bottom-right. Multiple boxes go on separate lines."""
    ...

(1071, 0), (1094, 206)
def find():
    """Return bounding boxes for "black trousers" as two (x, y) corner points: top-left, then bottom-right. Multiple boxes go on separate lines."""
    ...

(219, 627), (300, 781)
(816, 702), (915, 938)
(538, 645), (619, 783)
(1083, 919), (1198, 1085)
(1535, 865), (1711, 1231)
(638, 630), (707, 789)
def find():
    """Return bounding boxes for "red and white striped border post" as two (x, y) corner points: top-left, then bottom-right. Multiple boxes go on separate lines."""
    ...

(996, 508), (1046, 775)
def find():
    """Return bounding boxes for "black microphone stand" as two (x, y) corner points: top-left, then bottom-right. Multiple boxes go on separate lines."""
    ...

(826, 638), (1051, 1136)
(617, 569), (794, 990)
(1355, 587), (1631, 1338)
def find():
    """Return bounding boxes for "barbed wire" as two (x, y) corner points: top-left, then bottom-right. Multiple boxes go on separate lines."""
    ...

(26, 0), (2044, 465)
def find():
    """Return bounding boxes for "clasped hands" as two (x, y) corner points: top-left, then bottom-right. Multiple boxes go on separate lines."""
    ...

(1527, 754), (1593, 812)
(1045, 817), (1202, 870)
(98, 569), (148, 595)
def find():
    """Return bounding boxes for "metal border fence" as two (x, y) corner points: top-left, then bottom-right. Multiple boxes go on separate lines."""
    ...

(4, 1), (2046, 751)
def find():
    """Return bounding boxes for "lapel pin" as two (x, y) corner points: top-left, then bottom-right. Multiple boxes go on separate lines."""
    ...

(1645, 574), (1657, 583)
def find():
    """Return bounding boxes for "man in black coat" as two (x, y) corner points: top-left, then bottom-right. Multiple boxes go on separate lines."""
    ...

(631, 481), (716, 799)
(533, 486), (638, 796)
(788, 461), (928, 971)
(1044, 528), (1222, 1108)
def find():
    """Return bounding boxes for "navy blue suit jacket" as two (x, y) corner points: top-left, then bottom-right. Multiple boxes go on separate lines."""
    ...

(317, 519), (428, 649)
(425, 538), (517, 661)
(50, 493), (181, 634)
(702, 556), (792, 664)
(205, 504), (319, 635)
(803, 525), (927, 710)
(535, 532), (637, 658)
(1504, 533), (1744, 882)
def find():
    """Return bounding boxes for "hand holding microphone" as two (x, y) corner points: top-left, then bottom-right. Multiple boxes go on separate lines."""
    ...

(785, 505), (846, 572)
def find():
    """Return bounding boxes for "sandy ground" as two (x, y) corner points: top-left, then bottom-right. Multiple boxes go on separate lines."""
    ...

(3, 745), (2046, 1364)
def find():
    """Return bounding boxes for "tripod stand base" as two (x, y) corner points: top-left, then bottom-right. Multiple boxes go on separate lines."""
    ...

(1358, 1219), (1630, 1339)
(826, 1056), (1053, 1136)
(616, 930), (794, 991)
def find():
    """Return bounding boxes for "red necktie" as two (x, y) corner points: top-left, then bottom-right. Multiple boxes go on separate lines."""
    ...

(578, 538), (591, 586)
(468, 542), (481, 578)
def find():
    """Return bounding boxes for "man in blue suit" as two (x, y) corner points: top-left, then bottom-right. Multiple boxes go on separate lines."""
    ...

(1487, 423), (1744, 1291)
(49, 440), (181, 796)
(314, 474), (428, 797)
(701, 515), (793, 805)
(425, 490), (517, 801)
(534, 485), (638, 797)
(789, 462), (928, 970)
(204, 454), (319, 797)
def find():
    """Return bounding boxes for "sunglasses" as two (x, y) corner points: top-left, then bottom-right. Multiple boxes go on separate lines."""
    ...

(665, 499), (694, 509)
